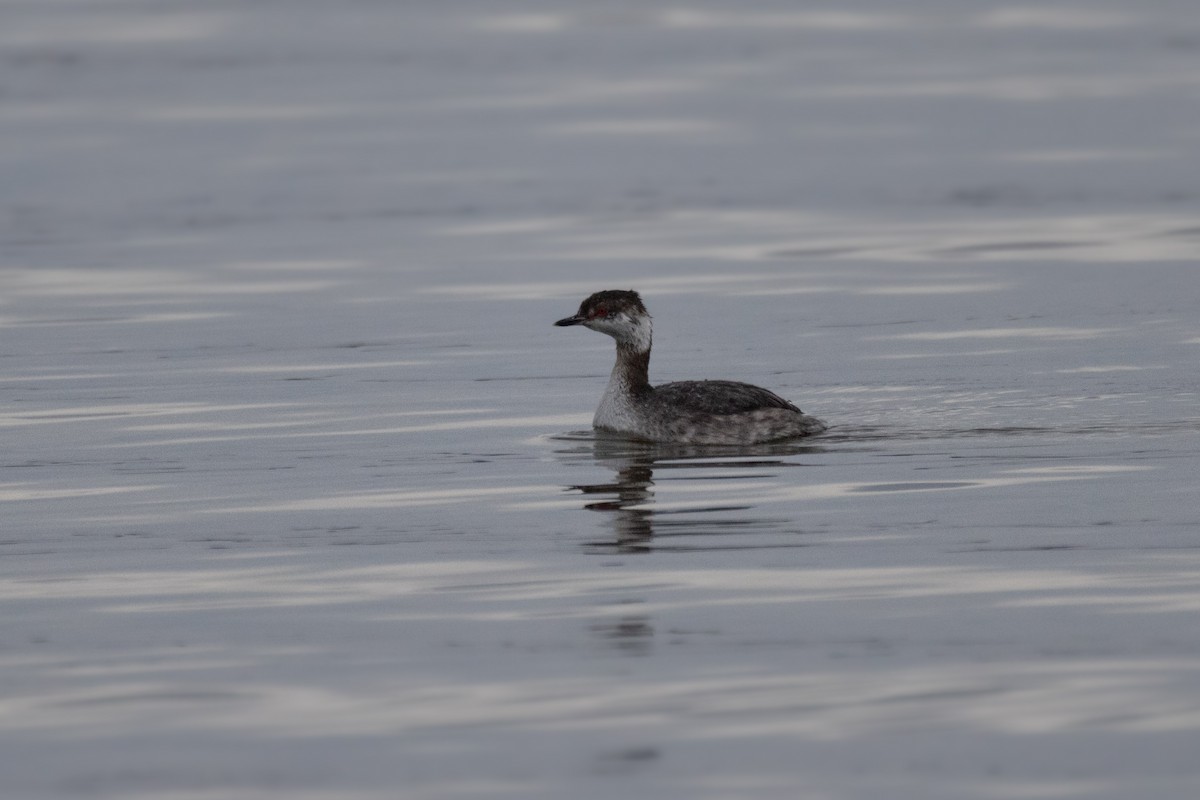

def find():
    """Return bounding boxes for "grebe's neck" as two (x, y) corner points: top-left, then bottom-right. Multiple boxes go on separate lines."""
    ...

(594, 335), (652, 431)
(608, 315), (653, 397)
(613, 341), (652, 396)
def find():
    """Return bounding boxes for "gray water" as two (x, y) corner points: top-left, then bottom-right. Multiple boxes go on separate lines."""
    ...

(3, 2), (1200, 798)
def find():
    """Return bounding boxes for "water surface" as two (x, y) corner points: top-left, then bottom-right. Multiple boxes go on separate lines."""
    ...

(3, 2), (1200, 798)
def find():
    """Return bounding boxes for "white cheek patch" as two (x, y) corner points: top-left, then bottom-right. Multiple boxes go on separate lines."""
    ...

(583, 312), (653, 353)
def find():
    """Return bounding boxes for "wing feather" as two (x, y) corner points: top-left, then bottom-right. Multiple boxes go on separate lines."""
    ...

(651, 380), (802, 415)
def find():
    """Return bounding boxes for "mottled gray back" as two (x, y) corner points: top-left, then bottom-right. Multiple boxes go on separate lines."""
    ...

(651, 380), (802, 416)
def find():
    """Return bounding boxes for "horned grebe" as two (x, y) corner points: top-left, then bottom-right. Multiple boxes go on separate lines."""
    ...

(555, 290), (826, 445)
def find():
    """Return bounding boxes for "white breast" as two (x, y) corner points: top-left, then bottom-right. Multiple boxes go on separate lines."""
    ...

(593, 375), (643, 433)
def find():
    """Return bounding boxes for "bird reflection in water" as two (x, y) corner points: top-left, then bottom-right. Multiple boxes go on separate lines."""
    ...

(558, 432), (826, 553)
(589, 615), (655, 657)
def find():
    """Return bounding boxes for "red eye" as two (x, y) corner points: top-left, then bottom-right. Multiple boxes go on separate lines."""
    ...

(593, 306), (608, 318)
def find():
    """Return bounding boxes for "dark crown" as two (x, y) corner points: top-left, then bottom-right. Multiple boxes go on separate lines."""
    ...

(578, 289), (647, 317)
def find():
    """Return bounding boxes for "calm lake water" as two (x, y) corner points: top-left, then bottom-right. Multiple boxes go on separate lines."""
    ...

(3, 2), (1200, 798)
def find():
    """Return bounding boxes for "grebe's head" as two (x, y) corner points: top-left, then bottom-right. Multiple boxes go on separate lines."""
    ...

(555, 289), (651, 350)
